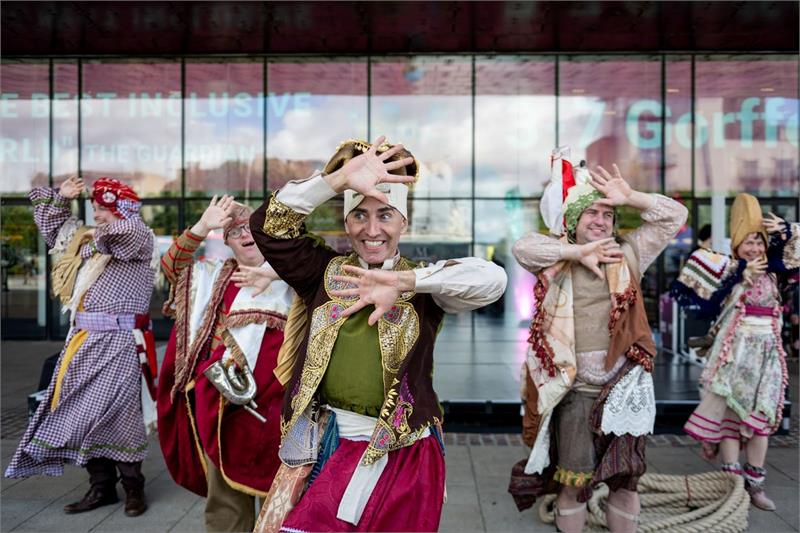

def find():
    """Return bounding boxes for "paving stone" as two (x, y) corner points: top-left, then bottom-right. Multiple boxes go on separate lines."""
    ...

(167, 498), (205, 532)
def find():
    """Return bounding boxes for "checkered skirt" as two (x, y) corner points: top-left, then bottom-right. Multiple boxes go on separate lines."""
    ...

(5, 203), (154, 478)
(5, 329), (148, 477)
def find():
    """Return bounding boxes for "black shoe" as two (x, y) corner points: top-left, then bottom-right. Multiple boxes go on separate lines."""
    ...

(63, 486), (119, 514)
(123, 487), (147, 517)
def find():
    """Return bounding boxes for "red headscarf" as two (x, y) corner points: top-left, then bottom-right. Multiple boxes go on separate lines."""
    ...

(92, 177), (141, 220)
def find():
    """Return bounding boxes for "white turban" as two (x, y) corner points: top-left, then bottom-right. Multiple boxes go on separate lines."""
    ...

(343, 183), (409, 220)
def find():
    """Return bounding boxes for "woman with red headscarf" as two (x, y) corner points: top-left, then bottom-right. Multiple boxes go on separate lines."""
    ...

(6, 176), (157, 518)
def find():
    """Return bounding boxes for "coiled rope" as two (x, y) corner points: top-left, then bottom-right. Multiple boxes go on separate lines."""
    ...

(537, 471), (750, 532)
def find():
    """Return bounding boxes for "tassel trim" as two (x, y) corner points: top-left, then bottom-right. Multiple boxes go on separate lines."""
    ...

(225, 309), (287, 331)
(527, 274), (557, 378)
(171, 259), (238, 400)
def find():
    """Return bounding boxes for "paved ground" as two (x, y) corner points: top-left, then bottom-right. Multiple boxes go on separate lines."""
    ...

(1, 340), (798, 532)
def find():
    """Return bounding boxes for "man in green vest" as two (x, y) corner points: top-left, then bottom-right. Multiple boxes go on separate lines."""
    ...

(249, 136), (507, 532)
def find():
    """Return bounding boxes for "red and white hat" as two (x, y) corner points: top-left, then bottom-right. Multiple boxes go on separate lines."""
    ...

(92, 177), (141, 220)
(539, 146), (597, 237)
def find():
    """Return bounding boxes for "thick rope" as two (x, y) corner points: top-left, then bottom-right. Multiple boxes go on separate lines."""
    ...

(537, 472), (750, 532)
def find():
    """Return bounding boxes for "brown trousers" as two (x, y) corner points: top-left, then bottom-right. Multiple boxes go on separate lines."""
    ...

(204, 456), (257, 532)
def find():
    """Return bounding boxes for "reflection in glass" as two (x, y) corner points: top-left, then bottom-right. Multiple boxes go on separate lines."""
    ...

(559, 56), (662, 193)
(53, 61), (79, 183)
(474, 199), (540, 324)
(81, 60), (181, 197)
(1, 204), (47, 338)
(407, 198), (471, 246)
(138, 203), (179, 333)
(371, 57), (472, 198)
(475, 56), (556, 197)
(0, 61), (50, 195)
(694, 55), (799, 197)
(185, 60), (264, 198)
(266, 59), (368, 191)
(664, 57), (692, 195)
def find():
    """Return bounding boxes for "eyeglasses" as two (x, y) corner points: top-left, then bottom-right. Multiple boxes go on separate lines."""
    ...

(227, 224), (252, 239)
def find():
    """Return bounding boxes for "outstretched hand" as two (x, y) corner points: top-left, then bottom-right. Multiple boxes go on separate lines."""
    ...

(194, 195), (236, 236)
(566, 237), (623, 279)
(230, 264), (279, 296)
(589, 165), (632, 207)
(763, 212), (787, 235)
(327, 135), (415, 204)
(59, 176), (85, 199)
(329, 265), (405, 325)
(743, 256), (767, 285)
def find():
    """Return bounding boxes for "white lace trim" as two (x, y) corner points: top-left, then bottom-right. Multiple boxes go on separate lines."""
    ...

(576, 349), (626, 385)
(601, 365), (655, 437)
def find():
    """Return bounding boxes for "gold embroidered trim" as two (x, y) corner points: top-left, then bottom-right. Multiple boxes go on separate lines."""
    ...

(262, 195), (306, 240)
(281, 253), (420, 448)
(184, 380), (208, 478)
(378, 303), (419, 391)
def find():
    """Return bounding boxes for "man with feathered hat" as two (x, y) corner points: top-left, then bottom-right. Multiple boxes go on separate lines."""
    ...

(156, 196), (295, 531)
(508, 148), (688, 532)
(6, 176), (158, 517)
(248, 136), (507, 532)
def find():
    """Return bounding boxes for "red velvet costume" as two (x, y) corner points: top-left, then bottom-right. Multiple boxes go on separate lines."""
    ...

(157, 229), (290, 498)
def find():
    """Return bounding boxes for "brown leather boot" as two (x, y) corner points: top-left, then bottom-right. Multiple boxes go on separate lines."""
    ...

(117, 460), (147, 517)
(123, 486), (147, 517)
(63, 486), (119, 514)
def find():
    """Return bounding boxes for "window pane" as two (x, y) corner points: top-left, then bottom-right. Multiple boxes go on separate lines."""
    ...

(185, 59), (265, 198)
(559, 56), (662, 193)
(1, 204), (47, 338)
(139, 203), (179, 338)
(266, 59), (367, 191)
(695, 55), (799, 197)
(81, 60), (181, 197)
(371, 57), (472, 198)
(475, 56), (556, 197)
(406, 198), (471, 251)
(53, 61), (79, 184)
(474, 198), (541, 323)
(664, 57), (693, 196)
(0, 61), (50, 196)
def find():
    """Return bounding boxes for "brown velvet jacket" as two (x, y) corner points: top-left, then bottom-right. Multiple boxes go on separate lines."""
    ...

(250, 195), (446, 466)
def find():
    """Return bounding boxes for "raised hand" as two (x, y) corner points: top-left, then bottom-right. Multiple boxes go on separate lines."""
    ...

(743, 256), (767, 285)
(193, 195), (235, 237)
(763, 212), (787, 235)
(59, 176), (85, 199)
(326, 135), (416, 204)
(230, 264), (279, 296)
(589, 165), (632, 207)
(329, 265), (411, 325)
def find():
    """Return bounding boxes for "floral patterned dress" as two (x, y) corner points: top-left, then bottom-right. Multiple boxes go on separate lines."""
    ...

(693, 274), (787, 439)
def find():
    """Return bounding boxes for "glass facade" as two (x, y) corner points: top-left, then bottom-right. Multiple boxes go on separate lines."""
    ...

(2, 54), (798, 345)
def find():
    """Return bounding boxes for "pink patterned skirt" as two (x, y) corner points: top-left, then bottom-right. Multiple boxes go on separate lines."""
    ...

(684, 392), (773, 443)
(281, 435), (445, 533)
(684, 315), (785, 443)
